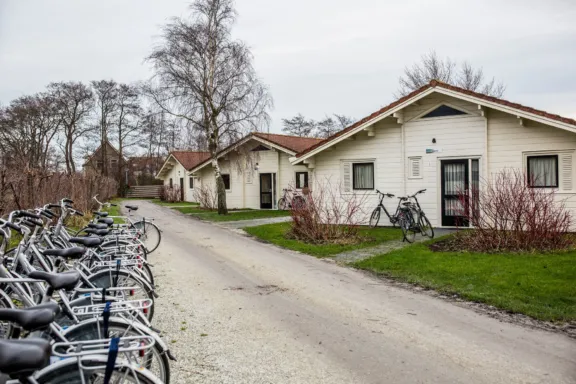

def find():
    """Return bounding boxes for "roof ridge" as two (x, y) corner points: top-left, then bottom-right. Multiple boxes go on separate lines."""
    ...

(254, 132), (323, 140)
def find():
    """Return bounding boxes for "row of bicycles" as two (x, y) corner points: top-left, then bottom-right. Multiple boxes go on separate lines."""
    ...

(0, 196), (170, 383)
(369, 189), (435, 242)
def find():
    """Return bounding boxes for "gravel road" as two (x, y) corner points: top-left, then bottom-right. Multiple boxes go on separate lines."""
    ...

(129, 200), (576, 384)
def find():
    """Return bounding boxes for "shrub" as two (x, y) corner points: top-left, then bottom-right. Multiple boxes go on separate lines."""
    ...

(288, 178), (368, 244)
(192, 185), (217, 210)
(455, 168), (573, 252)
(160, 185), (182, 203)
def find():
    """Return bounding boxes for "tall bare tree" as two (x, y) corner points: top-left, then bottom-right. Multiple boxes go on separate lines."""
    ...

(112, 83), (142, 192)
(281, 113), (355, 138)
(397, 50), (506, 98)
(146, 0), (272, 214)
(48, 81), (94, 173)
(315, 114), (354, 138)
(91, 80), (119, 177)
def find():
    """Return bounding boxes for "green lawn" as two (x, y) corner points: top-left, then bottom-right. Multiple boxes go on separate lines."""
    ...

(244, 222), (403, 257)
(354, 241), (576, 322)
(106, 199), (129, 224)
(190, 209), (291, 222)
(152, 199), (199, 207)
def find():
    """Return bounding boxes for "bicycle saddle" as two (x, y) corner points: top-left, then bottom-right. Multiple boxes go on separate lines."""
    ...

(69, 237), (103, 248)
(84, 228), (110, 236)
(0, 338), (50, 376)
(92, 211), (109, 217)
(42, 246), (85, 259)
(0, 304), (59, 331)
(28, 270), (80, 291)
(97, 218), (114, 225)
(87, 223), (108, 229)
(125, 205), (138, 211)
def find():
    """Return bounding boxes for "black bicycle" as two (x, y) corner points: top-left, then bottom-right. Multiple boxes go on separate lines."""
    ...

(369, 190), (404, 228)
(369, 189), (434, 243)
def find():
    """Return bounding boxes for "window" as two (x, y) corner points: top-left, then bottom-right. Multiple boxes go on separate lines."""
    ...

(189, 177), (194, 189)
(169, 178), (173, 188)
(251, 144), (270, 151)
(408, 157), (423, 179)
(96, 161), (103, 171)
(421, 105), (467, 119)
(221, 174), (231, 190)
(352, 163), (374, 190)
(295, 172), (308, 189)
(527, 155), (558, 188)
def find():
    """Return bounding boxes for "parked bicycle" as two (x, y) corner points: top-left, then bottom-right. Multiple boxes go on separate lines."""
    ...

(278, 188), (306, 210)
(369, 189), (434, 243)
(0, 197), (173, 383)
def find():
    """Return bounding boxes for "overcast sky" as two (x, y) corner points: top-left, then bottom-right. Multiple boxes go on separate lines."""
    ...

(1, 0), (575, 133)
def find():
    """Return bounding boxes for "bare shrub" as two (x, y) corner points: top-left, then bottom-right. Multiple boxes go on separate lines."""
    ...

(288, 178), (368, 244)
(0, 168), (117, 216)
(455, 168), (573, 252)
(192, 185), (217, 210)
(160, 185), (182, 203)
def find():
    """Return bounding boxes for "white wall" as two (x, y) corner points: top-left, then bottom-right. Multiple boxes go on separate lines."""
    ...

(161, 160), (197, 202)
(193, 140), (309, 209)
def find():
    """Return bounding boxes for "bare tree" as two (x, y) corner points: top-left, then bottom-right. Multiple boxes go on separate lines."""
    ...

(48, 81), (94, 173)
(281, 114), (315, 137)
(145, 0), (272, 214)
(91, 80), (119, 177)
(111, 83), (142, 192)
(397, 51), (505, 98)
(315, 114), (354, 138)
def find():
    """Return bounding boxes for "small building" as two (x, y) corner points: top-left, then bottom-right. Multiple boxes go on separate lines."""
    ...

(82, 140), (126, 178)
(291, 80), (576, 228)
(156, 151), (211, 202)
(187, 133), (322, 209)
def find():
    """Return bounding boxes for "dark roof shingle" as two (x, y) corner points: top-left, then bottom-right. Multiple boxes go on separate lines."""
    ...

(171, 151), (211, 170)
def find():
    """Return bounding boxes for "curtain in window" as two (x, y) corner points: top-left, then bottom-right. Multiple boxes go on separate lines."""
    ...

(528, 156), (557, 187)
(353, 163), (374, 189)
(444, 163), (465, 195)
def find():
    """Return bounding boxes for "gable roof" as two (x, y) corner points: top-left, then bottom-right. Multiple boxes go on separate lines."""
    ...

(188, 132), (322, 174)
(294, 80), (576, 161)
(82, 140), (124, 166)
(155, 151), (210, 179)
(171, 151), (211, 170)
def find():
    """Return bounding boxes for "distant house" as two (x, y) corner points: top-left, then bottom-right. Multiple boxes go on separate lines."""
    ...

(128, 156), (165, 185)
(156, 151), (211, 201)
(82, 140), (126, 178)
(186, 133), (322, 209)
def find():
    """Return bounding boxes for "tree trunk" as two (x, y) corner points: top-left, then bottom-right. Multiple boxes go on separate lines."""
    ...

(212, 158), (228, 215)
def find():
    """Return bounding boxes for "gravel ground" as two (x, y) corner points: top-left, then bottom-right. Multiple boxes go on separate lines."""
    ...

(131, 200), (576, 384)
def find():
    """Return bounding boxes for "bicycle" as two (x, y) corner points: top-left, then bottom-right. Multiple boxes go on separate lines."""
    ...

(368, 190), (405, 228)
(278, 188), (306, 210)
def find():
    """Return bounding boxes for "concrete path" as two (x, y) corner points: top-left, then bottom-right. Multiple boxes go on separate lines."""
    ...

(128, 200), (576, 384)
(334, 228), (454, 263)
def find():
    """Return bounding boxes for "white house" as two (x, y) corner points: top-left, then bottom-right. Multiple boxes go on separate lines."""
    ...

(156, 151), (210, 202)
(188, 133), (322, 209)
(291, 80), (576, 228)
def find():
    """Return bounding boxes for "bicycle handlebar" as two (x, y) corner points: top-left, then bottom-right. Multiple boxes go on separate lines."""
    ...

(376, 190), (395, 198)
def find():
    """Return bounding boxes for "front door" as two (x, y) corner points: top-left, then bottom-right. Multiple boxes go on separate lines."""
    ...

(260, 173), (273, 209)
(179, 177), (184, 201)
(441, 159), (469, 227)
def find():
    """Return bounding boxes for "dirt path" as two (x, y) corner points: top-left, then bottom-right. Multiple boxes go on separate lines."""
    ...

(132, 200), (576, 384)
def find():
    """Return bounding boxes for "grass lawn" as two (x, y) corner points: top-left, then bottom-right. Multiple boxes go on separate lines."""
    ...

(152, 199), (199, 207)
(354, 240), (576, 322)
(244, 222), (403, 258)
(105, 198), (129, 224)
(189, 209), (291, 222)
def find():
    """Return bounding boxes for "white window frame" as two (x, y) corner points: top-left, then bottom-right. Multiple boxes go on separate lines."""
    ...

(411, 102), (472, 122)
(522, 149), (574, 192)
(408, 157), (423, 179)
(341, 159), (376, 193)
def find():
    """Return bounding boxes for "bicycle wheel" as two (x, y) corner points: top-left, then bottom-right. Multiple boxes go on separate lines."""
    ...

(0, 290), (14, 339)
(292, 196), (306, 210)
(419, 214), (434, 238)
(36, 352), (163, 384)
(80, 269), (155, 321)
(132, 221), (161, 254)
(61, 319), (170, 383)
(369, 208), (381, 228)
(278, 197), (288, 210)
(399, 211), (416, 243)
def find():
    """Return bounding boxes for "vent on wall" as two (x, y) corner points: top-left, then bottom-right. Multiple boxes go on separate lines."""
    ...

(561, 153), (573, 191)
(408, 157), (423, 179)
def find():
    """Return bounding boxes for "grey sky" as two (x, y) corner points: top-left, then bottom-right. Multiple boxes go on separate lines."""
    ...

(1, 0), (575, 133)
